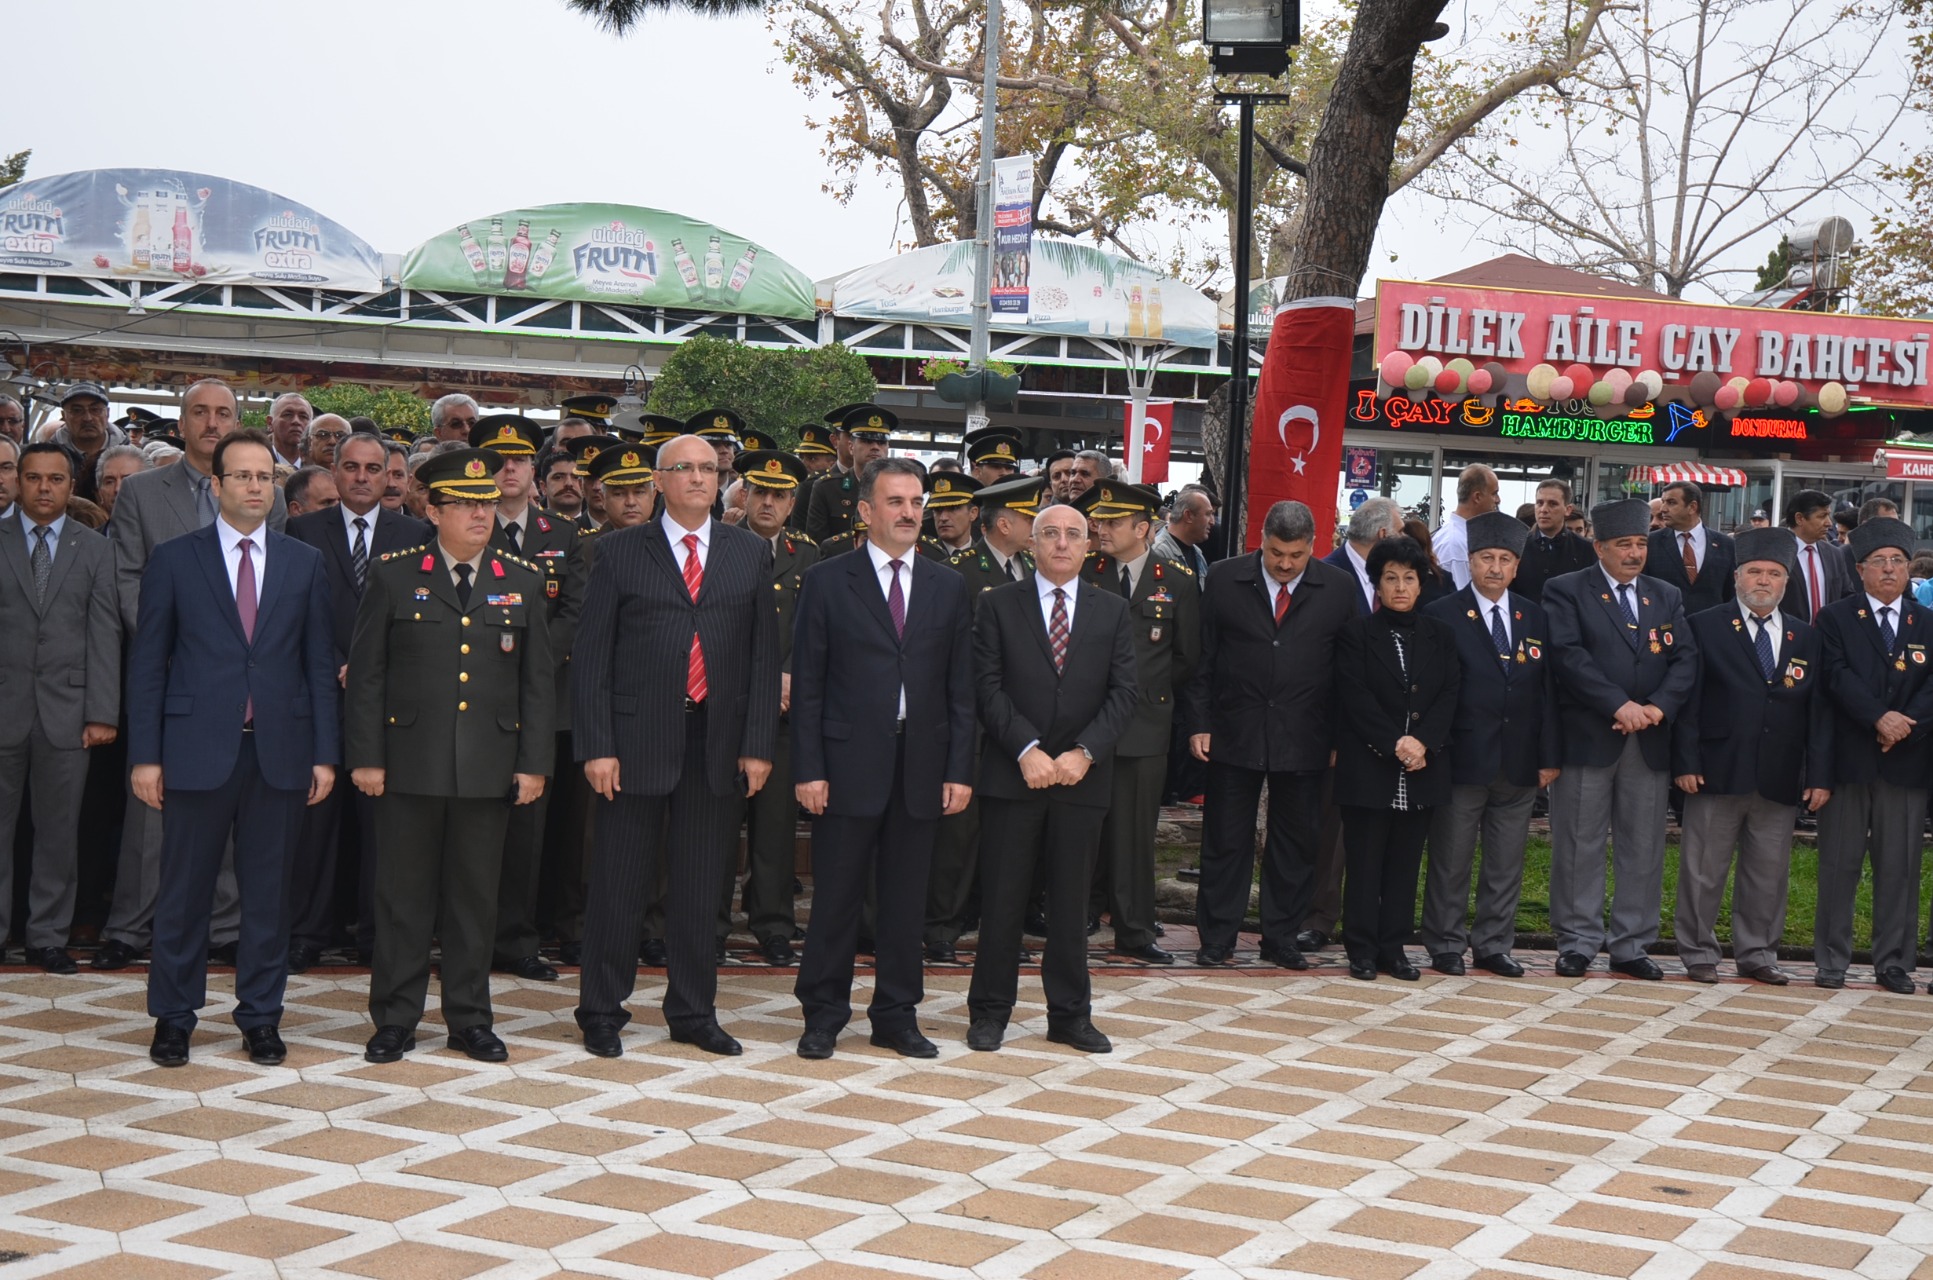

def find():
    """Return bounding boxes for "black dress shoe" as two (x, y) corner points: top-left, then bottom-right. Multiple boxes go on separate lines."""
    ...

(1085, 914), (1101, 936)
(966, 1018), (1005, 1051)
(639, 938), (668, 967)
(208, 941), (239, 966)
(1474, 953), (1524, 978)
(582, 1024), (624, 1058)
(855, 935), (876, 956)
(670, 1022), (742, 1056)
(1430, 952), (1466, 976)
(759, 936), (796, 966)
(798, 1029), (836, 1060)
(91, 939), (137, 971)
(243, 1026), (286, 1066)
(870, 1026), (939, 1058)
(1379, 955), (1421, 981)
(1555, 951), (1592, 977)
(1153, 922), (1166, 937)
(1023, 911), (1048, 936)
(364, 1025), (416, 1063)
(25, 946), (78, 975)
(558, 941), (583, 967)
(1047, 1019), (1112, 1053)
(1110, 943), (1175, 965)
(500, 955), (558, 982)
(150, 1022), (190, 1067)
(1609, 956), (1663, 980)
(448, 1025), (509, 1062)
(1877, 966), (1917, 995)
(1814, 970), (1846, 990)
(924, 940), (958, 965)
(1347, 959), (1378, 981)
(1258, 942), (1310, 970)
(286, 943), (320, 975)
(1294, 929), (1330, 951)
(1195, 945), (1232, 966)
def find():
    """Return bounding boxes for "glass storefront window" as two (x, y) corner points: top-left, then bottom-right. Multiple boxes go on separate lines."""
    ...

(1442, 452), (1585, 525)
(1594, 460), (1653, 508)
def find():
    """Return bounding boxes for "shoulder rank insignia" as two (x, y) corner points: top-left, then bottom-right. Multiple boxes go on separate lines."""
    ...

(490, 559), (506, 579)
(534, 514), (552, 533)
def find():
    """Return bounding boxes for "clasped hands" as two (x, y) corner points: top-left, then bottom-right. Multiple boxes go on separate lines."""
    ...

(1876, 710), (1915, 752)
(1612, 700), (1665, 735)
(1019, 746), (1090, 789)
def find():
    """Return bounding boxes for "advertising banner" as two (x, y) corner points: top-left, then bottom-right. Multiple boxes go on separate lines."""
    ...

(1124, 400), (1173, 483)
(991, 155), (1034, 317)
(1374, 279), (1933, 408)
(1247, 297), (1355, 555)
(1343, 445), (1376, 489)
(0, 168), (384, 291)
(400, 203), (816, 319)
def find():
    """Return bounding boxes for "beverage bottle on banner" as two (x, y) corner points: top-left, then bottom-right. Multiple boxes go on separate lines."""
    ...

(727, 245), (757, 294)
(505, 219), (533, 290)
(1126, 284), (1145, 339)
(131, 203), (152, 270)
(1147, 284), (1163, 340)
(457, 223), (489, 280)
(671, 238), (700, 291)
(527, 229), (562, 283)
(486, 218), (507, 276)
(703, 235), (724, 294)
(171, 207), (192, 273)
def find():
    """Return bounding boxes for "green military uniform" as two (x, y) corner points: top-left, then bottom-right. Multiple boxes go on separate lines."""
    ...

(1076, 482), (1199, 959)
(806, 468), (861, 542)
(347, 448), (555, 1041)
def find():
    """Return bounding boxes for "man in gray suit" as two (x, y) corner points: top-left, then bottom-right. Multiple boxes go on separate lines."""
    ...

(0, 443), (121, 972)
(94, 379), (286, 970)
(1542, 498), (1698, 979)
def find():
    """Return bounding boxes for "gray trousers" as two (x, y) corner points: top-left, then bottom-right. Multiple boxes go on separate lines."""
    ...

(0, 724), (91, 948)
(1548, 732), (1668, 962)
(1422, 774), (1536, 959)
(106, 780), (240, 950)
(1814, 780), (1928, 977)
(1675, 790), (1796, 970)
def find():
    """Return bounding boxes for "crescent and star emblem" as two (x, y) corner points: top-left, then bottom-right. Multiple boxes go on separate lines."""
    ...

(1278, 404), (1319, 474)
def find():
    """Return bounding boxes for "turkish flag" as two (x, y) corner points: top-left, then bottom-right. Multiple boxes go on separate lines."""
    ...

(1124, 400), (1173, 484)
(1244, 297), (1355, 555)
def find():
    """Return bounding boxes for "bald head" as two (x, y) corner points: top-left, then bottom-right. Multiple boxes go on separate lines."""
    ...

(656, 434), (719, 527)
(1456, 464), (1499, 516)
(1032, 502), (1089, 585)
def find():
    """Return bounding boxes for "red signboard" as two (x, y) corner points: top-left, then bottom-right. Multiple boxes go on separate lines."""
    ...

(1374, 279), (1933, 408)
(1886, 452), (1933, 481)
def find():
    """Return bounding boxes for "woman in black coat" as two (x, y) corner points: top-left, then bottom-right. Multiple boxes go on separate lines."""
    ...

(1334, 536), (1461, 980)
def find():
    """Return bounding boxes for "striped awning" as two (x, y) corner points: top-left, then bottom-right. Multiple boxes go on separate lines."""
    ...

(1648, 462), (1746, 487)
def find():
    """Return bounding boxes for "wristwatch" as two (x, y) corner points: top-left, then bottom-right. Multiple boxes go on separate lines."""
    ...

(1077, 744), (1095, 763)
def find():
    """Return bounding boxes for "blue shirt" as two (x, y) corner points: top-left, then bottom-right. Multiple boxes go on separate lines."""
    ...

(19, 508), (66, 560)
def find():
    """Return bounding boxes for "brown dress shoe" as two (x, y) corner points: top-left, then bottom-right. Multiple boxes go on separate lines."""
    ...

(1739, 964), (1789, 986)
(1684, 963), (1720, 984)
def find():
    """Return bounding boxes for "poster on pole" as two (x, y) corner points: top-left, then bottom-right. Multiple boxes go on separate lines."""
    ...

(1343, 446), (1377, 489)
(1124, 400), (1174, 483)
(990, 156), (1035, 317)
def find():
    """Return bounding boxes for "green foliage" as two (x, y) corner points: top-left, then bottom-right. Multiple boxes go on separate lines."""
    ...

(1753, 236), (1792, 292)
(0, 149), (27, 189)
(645, 336), (876, 447)
(238, 385), (433, 432)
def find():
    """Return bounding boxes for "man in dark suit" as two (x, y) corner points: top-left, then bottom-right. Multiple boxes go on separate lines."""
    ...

(572, 434), (782, 1059)
(1544, 498), (1698, 979)
(1322, 495), (1403, 617)
(966, 502), (1136, 1053)
(1644, 479), (1735, 614)
(128, 430), (337, 1067)
(1185, 499), (1358, 968)
(99, 379), (282, 971)
(1513, 479), (1597, 602)
(0, 443), (121, 973)
(791, 457), (975, 1059)
(348, 448), (554, 1064)
(1811, 517), (1933, 994)
(1421, 512), (1560, 978)
(1673, 528), (1832, 986)
(284, 432), (430, 971)
(1780, 488), (1851, 623)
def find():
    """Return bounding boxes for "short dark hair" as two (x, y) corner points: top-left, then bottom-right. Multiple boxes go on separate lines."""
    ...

(1661, 479), (1704, 513)
(858, 455), (925, 503)
(1366, 534), (1434, 585)
(348, 416), (380, 434)
(1859, 496), (1899, 523)
(1784, 488), (1832, 525)
(1536, 477), (1572, 504)
(212, 428), (274, 477)
(19, 440), (78, 479)
(1262, 500), (1314, 544)
(1044, 449), (1076, 471)
(539, 447), (575, 477)
(381, 439), (409, 463)
(284, 466), (329, 509)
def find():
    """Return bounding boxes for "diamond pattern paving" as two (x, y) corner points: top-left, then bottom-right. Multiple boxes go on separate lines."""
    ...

(0, 963), (1931, 1278)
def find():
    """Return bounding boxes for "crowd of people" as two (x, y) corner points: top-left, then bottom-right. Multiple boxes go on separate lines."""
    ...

(0, 381), (1918, 1072)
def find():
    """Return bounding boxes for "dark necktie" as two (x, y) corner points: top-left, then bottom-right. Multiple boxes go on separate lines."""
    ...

(1004, 556), (1018, 583)
(1879, 604), (1896, 654)
(503, 520), (522, 554)
(887, 559), (905, 638)
(1119, 564), (1133, 598)
(1490, 603), (1510, 661)
(454, 561), (473, 610)
(237, 538), (257, 724)
(1048, 587), (1069, 673)
(1617, 583), (1639, 648)
(1752, 614), (1777, 680)
(351, 516), (368, 591)
(29, 525), (51, 604)
(193, 471), (216, 526)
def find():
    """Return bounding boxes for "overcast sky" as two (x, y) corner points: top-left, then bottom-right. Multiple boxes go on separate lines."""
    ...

(10, 0), (1908, 301)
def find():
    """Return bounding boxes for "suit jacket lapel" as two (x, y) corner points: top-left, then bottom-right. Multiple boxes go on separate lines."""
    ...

(42, 521), (80, 607)
(168, 462), (205, 532)
(327, 510), (361, 590)
(0, 519), (39, 613)
(1460, 588), (1507, 681)
(1026, 579), (1058, 667)
(250, 533), (291, 641)
(197, 528), (250, 646)
(848, 549), (900, 644)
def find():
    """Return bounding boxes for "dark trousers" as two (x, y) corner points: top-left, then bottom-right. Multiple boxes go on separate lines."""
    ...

(493, 782), (553, 963)
(1095, 753), (1165, 948)
(539, 730), (590, 943)
(1196, 762), (1322, 952)
(286, 778), (342, 951)
(737, 727), (797, 943)
(148, 736), (305, 1032)
(347, 790), (379, 957)
(795, 731), (934, 1034)
(1340, 804), (1431, 964)
(575, 706), (738, 1035)
(968, 795), (1104, 1024)
(1304, 769), (1345, 934)
(924, 749), (981, 946)
(367, 792), (510, 1032)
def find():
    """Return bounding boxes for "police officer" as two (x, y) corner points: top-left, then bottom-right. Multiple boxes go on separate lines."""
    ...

(806, 406), (893, 542)
(471, 414), (579, 982)
(1073, 481), (1197, 964)
(348, 449), (554, 1063)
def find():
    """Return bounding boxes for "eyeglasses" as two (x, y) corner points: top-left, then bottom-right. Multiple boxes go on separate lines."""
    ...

(308, 429), (348, 442)
(1865, 556), (1910, 569)
(659, 462), (721, 477)
(220, 471), (277, 486)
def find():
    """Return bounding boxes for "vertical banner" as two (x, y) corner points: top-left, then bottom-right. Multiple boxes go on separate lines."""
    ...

(990, 155), (1035, 316)
(1245, 297), (1356, 555)
(1125, 400), (1174, 483)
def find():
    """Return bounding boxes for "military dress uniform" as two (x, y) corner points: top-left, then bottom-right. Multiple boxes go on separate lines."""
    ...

(347, 450), (555, 1057)
(790, 424), (839, 533)
(807, 406), (895, 541)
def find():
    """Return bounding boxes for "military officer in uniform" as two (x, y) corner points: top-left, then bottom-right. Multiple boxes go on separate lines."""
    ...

(790, 423), (838, 531)
(348, 449), (554, 1063)
(471, 414), (580, 982)
(559, 395), (619, 434)
(928, 472), (982, 554)
(689, 408), (744, 514)
(806, 406), (893, 542)
(1076, 481), (1198, 964)
(964, 428), (1024, 486)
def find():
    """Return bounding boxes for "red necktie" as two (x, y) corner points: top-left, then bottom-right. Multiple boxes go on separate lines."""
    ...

(1048, 588), (1069, 673)
(682, 534), (707, 703)
(1807, 544), (1822, 619)
(1681, 532), (1698, 585)
(237, 538), (257, 724)
(1274, 582), (1291, 625)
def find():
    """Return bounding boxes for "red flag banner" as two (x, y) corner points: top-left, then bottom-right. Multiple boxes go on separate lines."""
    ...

(1124, 400), (1174, 484)
(1245, 296), (1356, 555)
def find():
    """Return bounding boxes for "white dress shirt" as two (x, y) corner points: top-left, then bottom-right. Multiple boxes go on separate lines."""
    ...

(216, 517), (267, 608)
(340, 500), (379, 546)
(1740, 601), (1783, 666)
(1477, 590), (1512, 648)
(1797, 537), (1829, 611)
(867, 541), (912, 720)
(1433, 512), (1470, 589)
(1261, 565), (1305, 615)
(664, 511), (710, 573)
(1343, 541), (1376, 610)
(1675, 522), (1707, 572)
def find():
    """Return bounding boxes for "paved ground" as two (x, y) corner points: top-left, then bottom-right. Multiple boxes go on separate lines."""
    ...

(1, 955), (1931, 1280)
